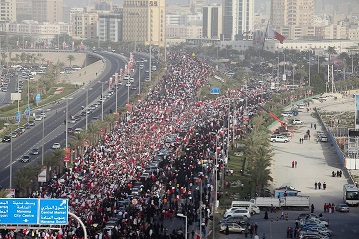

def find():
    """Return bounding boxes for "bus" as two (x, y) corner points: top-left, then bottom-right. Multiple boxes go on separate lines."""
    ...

(343, 184), (359, 206)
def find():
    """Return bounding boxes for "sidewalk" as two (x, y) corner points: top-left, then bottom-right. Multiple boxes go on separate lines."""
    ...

(270, 98), (348, 207)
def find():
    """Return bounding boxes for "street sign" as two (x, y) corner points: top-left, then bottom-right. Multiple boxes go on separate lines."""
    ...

(15, 111), (21, 123)
(25, 105), (31, 117)
(0, 198), (38, 224)
(0, 198), (68, 225)
(39, 199), (68, 225)
(210, 88), (220, 95)
(35, 93), (41, 103)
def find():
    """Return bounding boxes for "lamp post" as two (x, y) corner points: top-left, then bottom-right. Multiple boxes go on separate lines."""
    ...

(98, 81), (104, 121)
(308, 49), (311, 87)
(63, 97), (73, 149)
(115, 81), (118, 114)
(138, 64), (141, 95)
(177, 213), (187, 239)
(4, 123), (18, 189)
(42, 116), (44, 165)
(127, 81), (130, 104)
(83, 87), (92, 131)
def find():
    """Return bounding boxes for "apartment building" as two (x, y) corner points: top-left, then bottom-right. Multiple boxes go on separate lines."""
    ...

(222, 0), (254, 41)
(16, 0), (32, 22)
(271, 0), (314, 39)
(202, 4), (222, 39)
(98, 13), (122, 42)
(32, 0), (63, 23)
(71, 11), (99, 39)
(122, 0), (166, 47)
(1, 0), (16, 22)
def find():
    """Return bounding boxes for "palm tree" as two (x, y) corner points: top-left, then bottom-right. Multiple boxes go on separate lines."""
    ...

(67, 55), (75, 66)
(0, 189), (8, 198)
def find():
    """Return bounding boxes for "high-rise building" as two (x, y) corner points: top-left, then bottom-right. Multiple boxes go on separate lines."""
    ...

(202, 4), (222, 39)
(222, 0), (254, 41)
(122, 0), (166, 47)
(32, 0), (63, 23)
(16, 0), (32, 22)
(271, 0), (314, 39)
(189, 0), (206, 14)
(71, 12), (98, 39)
(98, 13), (122, 42)
(1, 0), (17, 22)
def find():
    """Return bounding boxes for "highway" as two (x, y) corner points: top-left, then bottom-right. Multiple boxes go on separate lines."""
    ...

(0, 51), (147, 189)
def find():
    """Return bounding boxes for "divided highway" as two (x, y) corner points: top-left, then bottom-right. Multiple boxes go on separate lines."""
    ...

(0, 51), (147, 189)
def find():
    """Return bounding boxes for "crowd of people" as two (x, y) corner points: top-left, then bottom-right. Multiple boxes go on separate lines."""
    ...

(1, 52), (270, 239)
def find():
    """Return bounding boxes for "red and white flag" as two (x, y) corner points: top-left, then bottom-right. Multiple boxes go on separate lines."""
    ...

(268, 26), (285, 44)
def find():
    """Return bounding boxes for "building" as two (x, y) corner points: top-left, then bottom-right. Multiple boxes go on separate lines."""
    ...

(16, 0), (32, 22)
(71, 12), (99, 39)
(4, 20), (71, 40)
(222, 0), (254, 41)
(202, 4), (222, 39)
(166, 25), (202, 39)
(270, 0), (314, 40)
(122, 0), (166, 47)
(1, 0), (17, 22)
(189, 0), (206, 14)
(98, 13), (122, 42)
(32, 0), (63, 23)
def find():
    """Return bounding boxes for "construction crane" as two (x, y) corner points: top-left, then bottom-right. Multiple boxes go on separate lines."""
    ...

(257, 104), (287, 132)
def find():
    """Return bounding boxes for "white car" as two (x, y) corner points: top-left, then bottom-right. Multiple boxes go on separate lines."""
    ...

(219, 223), (246, 233)
(281, 111), (293, 117)
(52, 143), (61, 149)
(292, 119), (303, 125)
(224, 208), (251, 218)
(270, 135), (290, 143)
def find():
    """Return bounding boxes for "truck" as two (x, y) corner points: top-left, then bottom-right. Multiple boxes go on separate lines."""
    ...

(250, 196), (310, 208)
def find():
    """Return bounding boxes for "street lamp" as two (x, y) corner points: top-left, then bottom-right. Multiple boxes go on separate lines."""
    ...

(98, 81), (104, 121)
(42, 115), (44, 165)
(63, 97), (73, 149)
(127, 81), (130, 104)
(4, 123), (18, 189)
(83, 87), (92, 130)
(138, 64), (141, 95)
(177, 213), (187, 239)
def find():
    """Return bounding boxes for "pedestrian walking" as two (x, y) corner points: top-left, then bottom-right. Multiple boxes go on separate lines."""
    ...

(318, 182), (322, 190)
(314, 182), (317, 190)
(323, 182), (326, 190)
(295, 161), (297, 168)
(292, 161), (294, 168)
(311, 204), (315, 213)
(280, 210), (285, 219)
(254, 222), (258, 234)
(314, 124), (317, 130)
(311, 123), (313, 128)
(244, 227), (249, 238)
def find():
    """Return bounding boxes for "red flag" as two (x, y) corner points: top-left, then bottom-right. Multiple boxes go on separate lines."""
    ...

(274, 30), (285, 44)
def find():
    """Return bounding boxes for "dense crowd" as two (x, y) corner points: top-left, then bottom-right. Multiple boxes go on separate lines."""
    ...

(0, 52), (269, 239)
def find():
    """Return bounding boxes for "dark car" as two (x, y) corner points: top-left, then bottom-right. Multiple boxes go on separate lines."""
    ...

(20, 154), (30, 163)
(30, 148), (40, 155)
(2, 135), (11, 143)
(219, 215), (248, 225)
(28, 120), (35, 126)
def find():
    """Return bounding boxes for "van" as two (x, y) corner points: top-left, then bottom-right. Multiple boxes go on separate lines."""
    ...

(230, 201), (261, 214)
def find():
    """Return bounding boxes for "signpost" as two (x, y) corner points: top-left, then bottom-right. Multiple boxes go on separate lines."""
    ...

(210, 88), (220, 95)
(0, 198), (68, 225)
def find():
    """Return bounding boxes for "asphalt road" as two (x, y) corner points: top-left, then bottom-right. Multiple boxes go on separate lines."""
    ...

(0, 51), (149, 189)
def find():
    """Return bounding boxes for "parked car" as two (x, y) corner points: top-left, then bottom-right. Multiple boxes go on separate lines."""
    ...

(28, 120), (35, 126)
(335, 204), (350, 212)
(219, 215), (248, 225)
(281, 111), (293, 117)
(219, 222), (246, 233)
(34, 115), (43, 121)
(224, 208), (251, 218)
(270, 135), (290, 143)
(292, 119), (303, 125)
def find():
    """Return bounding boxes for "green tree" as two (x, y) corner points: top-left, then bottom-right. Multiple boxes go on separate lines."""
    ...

(67, 55), (75, 66)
